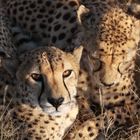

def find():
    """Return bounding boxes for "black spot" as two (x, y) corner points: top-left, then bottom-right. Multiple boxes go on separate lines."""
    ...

(63, 12), (71, 20)
(126, 92), (130, 96)
(49, 10), (54, 14)
(120, 100), (125, 105)
(33, 122), (38, 125)
(30, 24), (35, 30)
(35, 136), (41, 140)
(114, 121), (119, 126)
(40, 7), (46, 13)
(14, 2), (17, 7)
(28, 124), (32, 128)
(117, 114), (121, 119)
(40, 130), (45, 133)
(56, 2), (63, 8)
(27, 10), (32, 15)
(37, 0), (43, 4)
(18, 15), (23, 20)
(28, 113), (33, 116)
(40, 23), (47, 29)
(58, 33), (65, 40)
(30, 3), (36, 8)
(19, 6), (24, 11)
(13, 9), (17, 14)
(113, 89), (117, 92)
(44, 121), (49, 124)
(25, 16), (29, 21)
(42, 32), (47, 38)
(56, 13), (62, 19)
(111, 110), (115, 113)
(122, 85), (126, 90)
(69, 17), (76, 23)
(106, 97), (110, 100)
(125, 117), (131, 122)
(45, 1), (51, 6)
(37, 14), (43, 19)
(99, 49), (104, 52)
(69, 1), (77, 7)
(34, 119), (39, 122)
(23, 137), (29, 140)
(63, 6), (68, 9)
(114, 96), (118, 99)
(96, 123), (100, 128)
(89, 133), (94, 137)
(71, 27), (76, 33)
(131, 96), (135, 101)
(137, 104), (140, 109)
(52, 36), (57, 43)
(48, 17), (53, 23)
(31, 18), (36, 22)
(39, 113), (44, 117)
(88, 126), (92, 131)
(22, 1), (27, 5)
(48, 27), (52, 31)
(54, 24), (61, 31)
(79, 133), (83, 137)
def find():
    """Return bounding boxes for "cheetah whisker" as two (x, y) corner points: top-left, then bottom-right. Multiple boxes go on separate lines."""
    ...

(130, 88), (140, 101)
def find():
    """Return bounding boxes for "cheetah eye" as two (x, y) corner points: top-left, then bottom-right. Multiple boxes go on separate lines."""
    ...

(63, 70), (73, 78)
(31, 73), (43, 82)
(93, 59), (102, 72)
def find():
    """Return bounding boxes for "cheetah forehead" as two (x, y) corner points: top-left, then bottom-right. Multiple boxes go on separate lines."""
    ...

(99, 8), (135, 44)
(24, 47), (65, 64)
(82, 2), (139, 54)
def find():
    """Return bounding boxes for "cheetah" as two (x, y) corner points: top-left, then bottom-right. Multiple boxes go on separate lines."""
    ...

(0, 6), (97, 139)
(0, 45), (83, 139)
(77, 0), (140, 135)
(0, 7), (89, 139)
(64, 0), (140, 139)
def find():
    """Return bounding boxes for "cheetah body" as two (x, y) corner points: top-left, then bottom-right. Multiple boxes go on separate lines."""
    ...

(6, 0), (81, 50)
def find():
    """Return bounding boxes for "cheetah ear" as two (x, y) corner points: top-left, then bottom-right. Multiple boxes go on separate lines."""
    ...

(0, 52), (19, 78)
(77, 5), (90, 24)
(72, 46), (83, 63)
(3, 58), (19, 78)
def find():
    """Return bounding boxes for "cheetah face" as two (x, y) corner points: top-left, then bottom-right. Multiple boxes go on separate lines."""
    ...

(90, 49), (136, 92)
(9, 46), (83, 116)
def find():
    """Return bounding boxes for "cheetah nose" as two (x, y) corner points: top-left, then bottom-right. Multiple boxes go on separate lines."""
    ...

(47, 97), (64, 110)
(100, 81), (114, 87)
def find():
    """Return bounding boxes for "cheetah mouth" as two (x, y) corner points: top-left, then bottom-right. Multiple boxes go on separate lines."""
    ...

(40, 101), (77, 116)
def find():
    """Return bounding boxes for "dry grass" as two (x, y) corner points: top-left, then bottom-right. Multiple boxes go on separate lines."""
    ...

(0, 106), (21, 140)
(0, 102), (26, 140)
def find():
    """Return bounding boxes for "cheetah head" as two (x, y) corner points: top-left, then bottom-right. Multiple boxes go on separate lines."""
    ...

(2, 46), (83, 116)
(78, 2), (140, 95)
